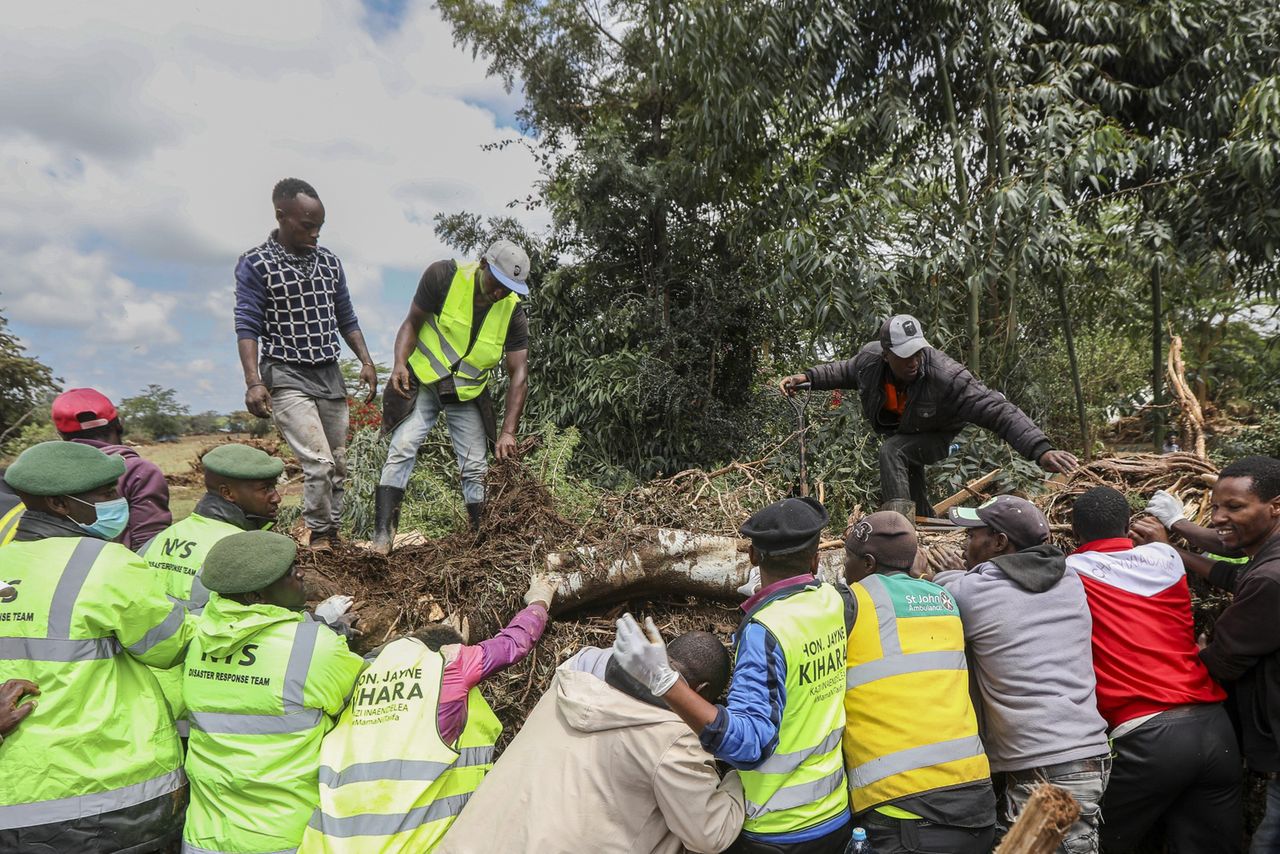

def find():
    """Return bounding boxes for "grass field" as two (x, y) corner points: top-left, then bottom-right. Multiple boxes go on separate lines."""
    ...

(135, 433), (300, 522)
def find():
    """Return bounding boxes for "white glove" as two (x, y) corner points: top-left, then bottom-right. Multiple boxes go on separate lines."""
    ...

(736, 566), (761, 598)
(523, 574), (559, 608)
(314, 595), (355, 623)
(612, 613), (680, 696)
(1146, 490), (1186, 529)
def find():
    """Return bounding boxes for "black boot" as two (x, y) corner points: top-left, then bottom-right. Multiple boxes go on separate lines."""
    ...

(465, 502), (485, 532)
(370, 486), (404, 555)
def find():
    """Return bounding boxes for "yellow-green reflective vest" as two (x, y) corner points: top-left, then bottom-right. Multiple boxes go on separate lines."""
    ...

(0, 536), (190, 829)
(0, 501), (23, 546)
(844, 573), (989, 812)
(739, 582), (850, 836)
(182, 594), (364, 854)
(142, 511), (243, 732)
(407, 261), (519, 401)
(299, 637), (504, 853)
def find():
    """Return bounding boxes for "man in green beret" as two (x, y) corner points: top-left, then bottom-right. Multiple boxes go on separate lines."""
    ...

(0, 441), (193, 852)
(139, 442), (285, 734)
(181, 529), (364, 854)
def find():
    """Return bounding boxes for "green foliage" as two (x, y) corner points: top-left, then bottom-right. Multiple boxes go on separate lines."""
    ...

(118, 385), (189, 441)
(0, 419), (59, 462)
(0, 313), (59, 440)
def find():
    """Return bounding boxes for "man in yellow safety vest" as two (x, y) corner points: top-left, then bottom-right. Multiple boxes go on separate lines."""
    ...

(841, 510), (995, 852)
(372, 240), (532, 551)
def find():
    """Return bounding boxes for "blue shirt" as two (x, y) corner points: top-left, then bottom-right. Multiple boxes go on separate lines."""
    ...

(700, 575), (851, 843)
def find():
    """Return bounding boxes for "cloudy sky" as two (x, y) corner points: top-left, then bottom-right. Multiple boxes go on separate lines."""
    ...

(0, 0), (543, 414)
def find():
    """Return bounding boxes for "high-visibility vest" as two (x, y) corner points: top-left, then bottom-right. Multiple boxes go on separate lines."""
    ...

(0, 501), (23, 546)
(182, 594), (364, 854)
(142, 511), (244, 732)
(0, 536), (190, 830)
(406, 261), (519, 401)
(299, 638), (504, 853)
(843, 573), (989, 813)
(738, 582), (850, 836)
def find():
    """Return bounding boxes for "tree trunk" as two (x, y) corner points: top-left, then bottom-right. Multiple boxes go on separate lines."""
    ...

(1054, 274), (1091, 460)
(1151, 261), (1164, 452)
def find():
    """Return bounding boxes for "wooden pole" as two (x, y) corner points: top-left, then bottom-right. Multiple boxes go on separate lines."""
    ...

(995, 783), (1081, 854)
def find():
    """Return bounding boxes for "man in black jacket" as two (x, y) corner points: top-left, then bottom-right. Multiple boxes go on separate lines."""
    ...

(780, 314), (1078, 517)
(1133, 455), (1280, 849)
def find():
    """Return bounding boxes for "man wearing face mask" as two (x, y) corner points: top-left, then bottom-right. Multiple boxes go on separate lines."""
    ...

(779, 315), (1078, 518)
(0, 441), (193, 853)
(181, 529), (364, 854)
(372, 240), (532, 551)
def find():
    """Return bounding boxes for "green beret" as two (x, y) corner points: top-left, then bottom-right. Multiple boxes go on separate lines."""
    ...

(4, 441), (126, 496)
(202, 530), (297, 595)
(202, 444), (284, 481)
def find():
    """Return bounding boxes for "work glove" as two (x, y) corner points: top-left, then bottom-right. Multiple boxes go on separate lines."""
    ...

(736, 566), (761, 598)
(1146, 490), (1186, 529)
(523, 574), (559, 608)
(612, 613), (680, 696)
(314, 595), (355, 623)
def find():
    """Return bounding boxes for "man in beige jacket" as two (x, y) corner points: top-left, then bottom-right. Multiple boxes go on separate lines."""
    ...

(438, 632), (745, 854)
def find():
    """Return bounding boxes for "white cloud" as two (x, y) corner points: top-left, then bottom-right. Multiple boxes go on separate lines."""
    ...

(0, 0), (543, 411)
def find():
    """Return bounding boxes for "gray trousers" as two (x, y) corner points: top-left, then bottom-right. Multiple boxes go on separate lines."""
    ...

(271, 389), (348, 535)
(878, 431), (957, 517)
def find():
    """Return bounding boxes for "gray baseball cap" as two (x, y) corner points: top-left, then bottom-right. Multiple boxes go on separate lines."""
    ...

(482, 239), (530, 295)
(879, 314), (930, 358)
(949, 495), (1050, 549)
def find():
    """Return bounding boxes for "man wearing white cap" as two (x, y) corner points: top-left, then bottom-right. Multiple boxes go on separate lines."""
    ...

(374, 240), (532, 551)
(781, 314), (1077, 518)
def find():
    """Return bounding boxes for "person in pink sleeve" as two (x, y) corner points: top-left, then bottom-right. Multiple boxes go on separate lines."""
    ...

(51, 388), (172, 552)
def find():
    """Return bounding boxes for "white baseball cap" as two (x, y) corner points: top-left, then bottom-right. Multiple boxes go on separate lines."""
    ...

(482, 239), (531, 295)
(879, 314), (930, 358)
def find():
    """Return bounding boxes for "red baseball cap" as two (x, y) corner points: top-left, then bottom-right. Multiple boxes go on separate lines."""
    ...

(51, 388), (119, 434)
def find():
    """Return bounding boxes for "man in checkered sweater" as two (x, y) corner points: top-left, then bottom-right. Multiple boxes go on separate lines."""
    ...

(233, 178), (378, 550)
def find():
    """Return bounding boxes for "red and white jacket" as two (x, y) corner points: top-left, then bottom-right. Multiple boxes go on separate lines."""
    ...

(1067, 538), (1225, 729)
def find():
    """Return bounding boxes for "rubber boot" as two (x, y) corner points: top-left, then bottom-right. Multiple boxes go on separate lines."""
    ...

(465, 502), (485, 533)
(370, 486), (404, 556)
(878, 498), (919, 522)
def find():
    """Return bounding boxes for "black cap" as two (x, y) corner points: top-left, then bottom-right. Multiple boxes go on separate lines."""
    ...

(949, 495), (1050, 550)
(740, 497), (830, 556)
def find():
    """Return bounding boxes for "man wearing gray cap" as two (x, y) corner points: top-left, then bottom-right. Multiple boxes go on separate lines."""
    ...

(374, 240), (532, 552)
(933, 495), (1110, 854)
(841, 511), (995, 853)
(780, 314), (1077, 519)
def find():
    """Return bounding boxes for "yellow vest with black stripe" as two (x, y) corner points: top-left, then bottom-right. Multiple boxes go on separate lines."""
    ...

(843, 573), (989, 813)
(299, 637), (503, 853)
(0, 500), (23, 546)
(739, 582), (849, 836)
(407, 261), (519, 401)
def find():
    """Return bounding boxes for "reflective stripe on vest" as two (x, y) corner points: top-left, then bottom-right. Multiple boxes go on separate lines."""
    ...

(182, 843), (296, 854)
(737, 583), (849, 835)
(0, 768), (186, 829)
(299, 638), (503, 853)
(0, 503), (23, 546)
(1, 538), (112, 661)
(187, 619), (321, 735)
(843, 574), (989, 812)
(406, 261), (518, 401)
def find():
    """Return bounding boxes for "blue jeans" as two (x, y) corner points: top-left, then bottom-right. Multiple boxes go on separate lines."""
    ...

(1001, 755), (1112, 854)
(379, 384), (488, 503)
(1252, 779), (1280, 853)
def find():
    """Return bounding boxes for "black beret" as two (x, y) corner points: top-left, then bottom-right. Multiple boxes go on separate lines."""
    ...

(4, 441), (126, 496)
(740, 496), (830, 555)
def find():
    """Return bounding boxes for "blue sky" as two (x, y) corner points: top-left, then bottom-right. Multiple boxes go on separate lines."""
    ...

(0, 0), (543, 415)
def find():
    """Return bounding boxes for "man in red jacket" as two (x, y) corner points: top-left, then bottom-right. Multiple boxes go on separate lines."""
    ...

(52, 388), (172, 551)
(1069, 486), (1239, 853)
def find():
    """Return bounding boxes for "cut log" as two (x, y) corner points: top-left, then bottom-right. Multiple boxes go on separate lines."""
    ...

(994, 784), (1081, 854)
(545, 528), (844, 615)
(1166, 334), (1207, 460)
(932, 468), (1002, 515)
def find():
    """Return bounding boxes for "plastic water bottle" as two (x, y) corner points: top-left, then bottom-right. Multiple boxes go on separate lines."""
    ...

(847, 826), (877, 854)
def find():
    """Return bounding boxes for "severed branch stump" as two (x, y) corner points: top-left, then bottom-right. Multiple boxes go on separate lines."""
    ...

(995, 784), (1081, 854)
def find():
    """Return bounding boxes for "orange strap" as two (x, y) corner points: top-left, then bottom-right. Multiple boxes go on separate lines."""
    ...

(883, 380), (907, 416)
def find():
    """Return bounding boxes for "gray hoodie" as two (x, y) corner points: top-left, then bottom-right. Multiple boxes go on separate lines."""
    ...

(934, 545), (1109, 772)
